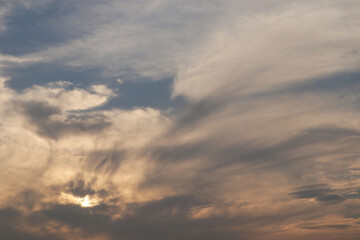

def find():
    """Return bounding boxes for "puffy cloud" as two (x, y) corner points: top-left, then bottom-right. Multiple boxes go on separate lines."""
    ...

(0, 75), (170, 209)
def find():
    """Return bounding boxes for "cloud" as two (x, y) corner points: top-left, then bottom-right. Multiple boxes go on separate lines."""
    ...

(16, 0), (231, 79)
(299, 224), (350, 230)
(1, 1), (360, 240)
(3, 80), (115, 139)
(0, 5), (9, 32)
(65, 176), (98, 198)
(0, 206), (62, 240)
(18, 100), (111, 139)
(0, 74), (170, 208)
(290, 184), (345, 204)
(173, 1), (360, 100)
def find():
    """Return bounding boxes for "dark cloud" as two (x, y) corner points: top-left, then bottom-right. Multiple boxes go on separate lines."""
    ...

(129, 195), (211, 220)
(171, 99), (222, 131)
(342, 204), (360, 219)
(26, 191), (350, 240)
(290, 184), (345, 204)
(14, 189), (43, 210)
(85, 150), (126, 174)
(0, 207), (60, 240)
(66, 176), (97, 197)
(3, 191), (282, 240)
(316, 194), (345, 204)
(42, 203), (111, 233)
(149, 140), (210, 163)
(144, 125), (360, 190)
(344, 190), (360, 199)
(134, 124), (360, 216)
(298, 224), (351, 230)
(37, 194), (244, 240)
(18, 100), (111, 139)
(21, 100), (61, 119)
(1, 187), (357, 240)
(62, 174), (115, 200)
(212, 126), (360, 170)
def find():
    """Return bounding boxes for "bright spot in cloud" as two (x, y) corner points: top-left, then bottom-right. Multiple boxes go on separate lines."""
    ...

(60, 193), (99, 208)
(80, 195), (94, 207)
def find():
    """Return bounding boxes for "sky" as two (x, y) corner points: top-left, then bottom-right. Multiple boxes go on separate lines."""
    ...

(1, 0), (360, 239)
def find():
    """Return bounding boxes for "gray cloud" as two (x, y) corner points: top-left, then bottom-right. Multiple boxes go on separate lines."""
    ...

(298, 224), (350, 230)
(0, 207), (60, 240)
(66, 176), (97, 198)
(35, 195), (241, 240)
(290, 184), (346, 205)
(86, 150), (126, 175)
(18, 100), (111, 139)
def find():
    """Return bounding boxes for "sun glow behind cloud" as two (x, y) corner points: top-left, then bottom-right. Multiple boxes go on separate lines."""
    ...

(60, 193), (99, 208)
